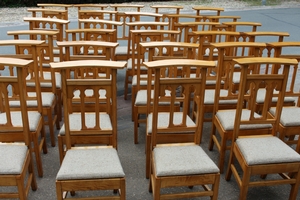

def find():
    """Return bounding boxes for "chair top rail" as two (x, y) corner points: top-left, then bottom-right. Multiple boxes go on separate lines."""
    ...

(0, 57), (33, 66)
(37, 3), (73, 8)
(233, 57), (298, 65)
(143, 58), (216, 69)
(193, 30), (241, 35)
(27, 8), (68, 13)
(73, 4), (109, 8)
(50, 60), (126, 70)
(7, 30), (59, 36)
(78, 18), (123, 26)
(140, 41), (199, 48)
(124, 11), (163, 17)
(243, 31), (290, 37)
(211, 41), (266, 48)
(223, 21), (262, 26)
(56, 41), (118, 48)
(65, 28), (116, 34)
(0, 39), (45, 46)
(268, 41), (300, 47)
(23, 17), (70, 24)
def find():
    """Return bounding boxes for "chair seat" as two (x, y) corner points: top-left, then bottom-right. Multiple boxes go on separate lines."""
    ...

(0, 144), (27, 175)
(269, 106), (300, 126)
(59, 113), (112, 135)
(132, 74), (153, 87)
(204, 89), (238, 105)
(115, 46), (127, 55)
(56, 147), (125, 180)
(9, 92), (55, 107)
(236, 136), (300, 165)
(256, 88), (296, 103)
(216, 109), (272, 131)
(135, 90), (177, 106)
(153, 145), (219, 176)
(0, 111), (41, 132)
(26, 71), (62, 89)
(147, 112), (195, 134)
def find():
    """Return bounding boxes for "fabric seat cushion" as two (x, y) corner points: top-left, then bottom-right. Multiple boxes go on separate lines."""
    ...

(59, 113), (112, 135)
(153, 145), (219, 176)
(256, 88), (295, 103)
(0, 111), (41, 132)
(204, 89), (238, 105)
(147, 112), (195, 134)
(56, 147), (125, 180)
(269, 106), (300, 126)
(236, 136), (300, 165)
(0, 144), (27, 174)
(216, 109), (272, 131)
(9, 92), (55, 107)
(26, 71), (62, 89)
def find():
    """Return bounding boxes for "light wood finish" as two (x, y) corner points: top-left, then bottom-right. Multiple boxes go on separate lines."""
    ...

(229, 31), (290, 93)
(51, 60), (126, 200)
(144, 59), (220, 199)
(134, 41), (199, 147)
(7, 30), (62, 146)
(208, 42), (267, 173)
(222, 21), (262, 32)
(0, 40), (48, 177)
(224, 57), (300, 200)
(23, 17), (70, 54)
(175, 21), (220, 42)
(110, 4), (144, 41)
(124, 29), (180, 100)
(125, 21), (168, 59)
(267, 42), (300, 150)
(56, 40), (118, 62)
(0, 57), (37, 200)
(193, 6), (224, 16)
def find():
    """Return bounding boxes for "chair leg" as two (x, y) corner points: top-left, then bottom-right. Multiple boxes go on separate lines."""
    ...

(124, 70), (129, 100)
(29, 157), (37, 191)
(16, 177), (26, 200)
(32, 133), (43, 177)
(208, 123), (216, 151)
(47, 108), (56, 147)
(133, 108), (139, 144)
(239, 168), (251, 200)
(152, 177), (161, 200)
(57, 135), (64, 164)
(120, 178), (126, 200)
(146, 135), (151, 179)
(225, 150), (235, 181)
(56, 181), (63, 200)
(218, 135), (227, 174)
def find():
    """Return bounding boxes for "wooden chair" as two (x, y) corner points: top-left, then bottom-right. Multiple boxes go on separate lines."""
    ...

(144, 59), (220, 199)
(224, 57), (300, 200)
(267, 42), (300, 151)
(222, 21), (262, 32)
(51, 60), (126, 200)
(0, 57), (38, 200)
(151, 4), (183, 24)
(193, 6), (224, 16)
(27, 8), (68, 21)
(110, 4), (144, 41)
(0, 40), (48, 177)
(134, 41), (199, 146)
(65, 28), (117, 43)
(208, 42), (268, 173)
(7, 30), (62, 146)
(230, 31), (290, 93)
(56, 40), (118, 62)
(23, 17), (70, 57)
(55, 41), (119, 162)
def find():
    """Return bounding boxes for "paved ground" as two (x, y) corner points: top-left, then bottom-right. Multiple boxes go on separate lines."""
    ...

(1, 6), (300, 200)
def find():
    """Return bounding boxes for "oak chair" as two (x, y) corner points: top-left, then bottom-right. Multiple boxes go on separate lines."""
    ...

(193, 6), (224, 16)
(144, 59), (220, 199)
(51, 60), (126, 200)
(225, 57), (300, 200)
(134, 41), (199, 146)
(0, 40), (48, 177)
(208, 42), (268, 173)
(268, 41), (300, 151)
(230, 31), (290, 93)
(7, 30), (62, 146)
(23, 17), (70, 57)
(222, 21), (262, 32)
(0, 57), (38, 200)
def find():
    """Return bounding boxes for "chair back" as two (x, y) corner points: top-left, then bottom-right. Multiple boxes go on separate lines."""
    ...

(232, 57), (298, 139)
(0, 58), (32, 144)
(50, 60), (126, 149)
(144, 59), (215, 146)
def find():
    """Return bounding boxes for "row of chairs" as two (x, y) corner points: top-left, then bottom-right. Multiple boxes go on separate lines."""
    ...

(1, 3), (300, 200)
